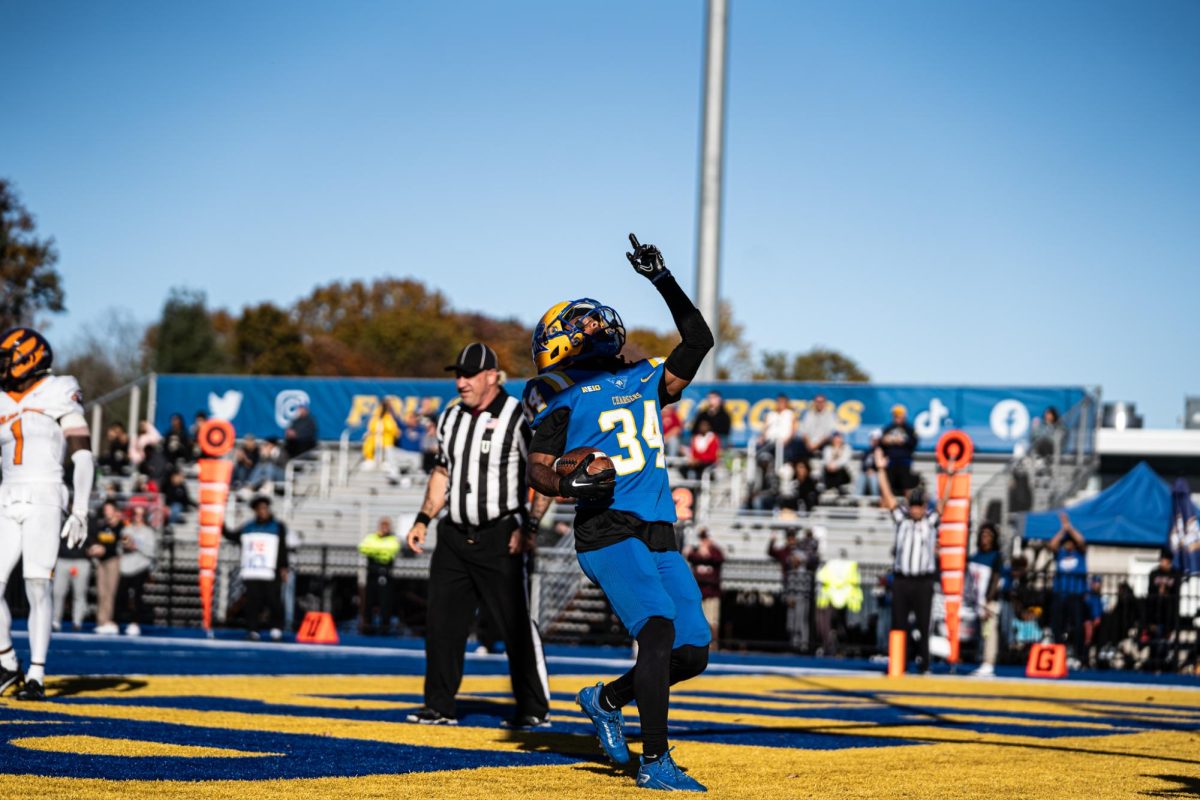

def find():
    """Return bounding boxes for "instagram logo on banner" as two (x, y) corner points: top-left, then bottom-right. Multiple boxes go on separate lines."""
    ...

(275, 389), (311, 428)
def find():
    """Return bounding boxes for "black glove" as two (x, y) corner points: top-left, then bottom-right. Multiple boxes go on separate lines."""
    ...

(626, 233), (668, 281)
(557, 453), (616, 501)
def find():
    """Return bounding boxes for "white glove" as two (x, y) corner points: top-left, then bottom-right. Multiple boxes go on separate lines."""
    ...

(61, 513), (87, 549)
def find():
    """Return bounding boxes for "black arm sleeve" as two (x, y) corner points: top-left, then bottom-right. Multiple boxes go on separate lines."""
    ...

(655, 272), (714, 390)
(529, 407), (570, 457)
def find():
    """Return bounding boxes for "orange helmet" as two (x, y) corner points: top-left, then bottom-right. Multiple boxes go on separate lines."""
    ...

(0, 327), (54, 390)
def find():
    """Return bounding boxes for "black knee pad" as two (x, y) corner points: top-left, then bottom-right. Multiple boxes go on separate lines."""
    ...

(670, 644), (709, 682)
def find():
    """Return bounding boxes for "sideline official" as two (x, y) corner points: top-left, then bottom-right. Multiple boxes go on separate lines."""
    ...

(406, 343), (552, 728)
(876, 449), (949, 673)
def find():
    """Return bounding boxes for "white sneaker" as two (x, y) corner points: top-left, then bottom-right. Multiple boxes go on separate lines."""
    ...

(975, 663), (994, 677)
(52, 621), (62, 632)
(125, 623), (142, 637)
(94, 623), (119, 635)
(269, 628), (283, 641)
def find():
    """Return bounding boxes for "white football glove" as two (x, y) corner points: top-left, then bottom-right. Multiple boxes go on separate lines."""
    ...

(61, 513), (87, 549)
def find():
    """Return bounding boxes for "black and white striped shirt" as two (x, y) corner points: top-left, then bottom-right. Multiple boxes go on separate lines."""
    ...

(436, 389), (531, 527)
(891, 504), (941, 576)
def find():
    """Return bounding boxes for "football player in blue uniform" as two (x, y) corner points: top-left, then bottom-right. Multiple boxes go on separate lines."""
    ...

(525, 235), (714, 792)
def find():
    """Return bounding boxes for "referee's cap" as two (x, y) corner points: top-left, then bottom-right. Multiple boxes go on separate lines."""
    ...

(445, 342), (498, 376)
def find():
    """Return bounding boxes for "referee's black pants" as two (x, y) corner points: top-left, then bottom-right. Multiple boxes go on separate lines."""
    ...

(424, 517), (549, 719)
(890, 574), (935, 670)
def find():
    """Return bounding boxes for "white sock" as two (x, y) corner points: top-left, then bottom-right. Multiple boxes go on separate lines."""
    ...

(25, 578), (51, 683)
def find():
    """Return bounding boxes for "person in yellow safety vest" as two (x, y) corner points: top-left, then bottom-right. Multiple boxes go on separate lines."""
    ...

(362, 404), (400, 466)
(815, 553), (862, 656)
(358, 517), (401, 634)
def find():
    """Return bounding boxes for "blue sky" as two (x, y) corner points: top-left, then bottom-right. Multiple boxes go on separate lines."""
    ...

(4, 0), (1197, 426)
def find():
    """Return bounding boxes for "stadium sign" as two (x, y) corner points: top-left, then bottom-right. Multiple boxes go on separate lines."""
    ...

(154, 375), (1088, 455)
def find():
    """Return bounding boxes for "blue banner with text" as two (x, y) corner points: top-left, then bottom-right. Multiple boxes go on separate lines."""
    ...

(153, 375), (1087, 455)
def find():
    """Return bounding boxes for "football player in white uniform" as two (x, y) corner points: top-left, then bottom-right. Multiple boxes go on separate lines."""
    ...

(0, 328), (94, 700)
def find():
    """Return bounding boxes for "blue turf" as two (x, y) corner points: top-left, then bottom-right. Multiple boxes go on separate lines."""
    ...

(11, 621), (1200, 687)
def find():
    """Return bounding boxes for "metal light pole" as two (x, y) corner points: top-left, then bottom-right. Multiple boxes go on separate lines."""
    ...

(694, 0), (729, 382)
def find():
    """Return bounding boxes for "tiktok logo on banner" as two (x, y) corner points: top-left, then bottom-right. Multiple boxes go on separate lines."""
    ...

(915, 398), (951, 439)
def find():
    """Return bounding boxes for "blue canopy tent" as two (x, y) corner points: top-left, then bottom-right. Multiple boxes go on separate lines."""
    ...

(1021, 462), (1174, 548)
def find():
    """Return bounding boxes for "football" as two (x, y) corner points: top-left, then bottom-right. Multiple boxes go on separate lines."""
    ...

(554, 446), (615, 476)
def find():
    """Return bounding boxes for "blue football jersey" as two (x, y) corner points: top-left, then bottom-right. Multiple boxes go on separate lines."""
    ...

(525, 358), (676, 524)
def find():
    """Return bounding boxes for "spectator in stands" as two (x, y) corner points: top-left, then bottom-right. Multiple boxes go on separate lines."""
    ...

(137, 443), (171, 491)
(877, 449), (950, 673)
(245, 438), (287, 496)
(785, 460), (820, 512)
(757, 394), (796, 467)
(100, 422), (131, 475)
(685, 529), (724, 649)
(1048, 511), (1088, 666)
(224, 496), (289, 640)
(285, 403), (318, 459)
(661, 403), (684, 458)
(88, 501), (125, 635)
(163, 469), (196, 524)
(396, 412), (425, 474)
(362, 404), (399, 468)
(118, 506), (157, 636)
(769, 528), (820, 651)
(129, 420), (162, 468)
(968, 522), (1004, 676)
(1030, 406), (1063, 461)
(691, 390), (732, 443)
(190, 411), (209, 459)
(232, 434), (261, 489)
(52, 517), (95, 632)
(131, 473), (157, 496)
(1146, 549), (1182, 638)
(359, 517), (401, 635)
(820, 432), (853, 496)
(684, 418), (721, 482)
(799, 394), (838, 461)
(855, 430), (882, 497)
(880, 405), (918, 494)
(164, 413), (193, 465)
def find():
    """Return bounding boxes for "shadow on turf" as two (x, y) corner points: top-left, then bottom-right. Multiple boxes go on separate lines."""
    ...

(780, 675), (1200, 768)
(47, 676), (149, 698)
(1139, 774), (1200, 797)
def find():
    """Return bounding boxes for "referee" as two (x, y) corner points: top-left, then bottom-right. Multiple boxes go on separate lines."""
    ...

(406, 342), (552, 728)
(875, 449), (949, 673)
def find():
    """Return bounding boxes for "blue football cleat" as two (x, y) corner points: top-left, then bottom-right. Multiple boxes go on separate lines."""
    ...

(636, 748), (706, 792)
(576, 682), (629, 765)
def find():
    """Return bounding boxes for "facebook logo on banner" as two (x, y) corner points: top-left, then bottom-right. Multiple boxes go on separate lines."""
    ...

(275, 390), (311, 428)
(989, 400), (1030, 440)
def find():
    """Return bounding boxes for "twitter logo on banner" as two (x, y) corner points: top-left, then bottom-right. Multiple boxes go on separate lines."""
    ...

(208, 390), (243, 421)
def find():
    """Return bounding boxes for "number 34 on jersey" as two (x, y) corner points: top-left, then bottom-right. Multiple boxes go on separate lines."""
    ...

(598, 399), (665, 475)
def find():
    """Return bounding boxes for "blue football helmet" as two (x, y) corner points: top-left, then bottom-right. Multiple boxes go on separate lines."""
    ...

(531, 298), (626, 374)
